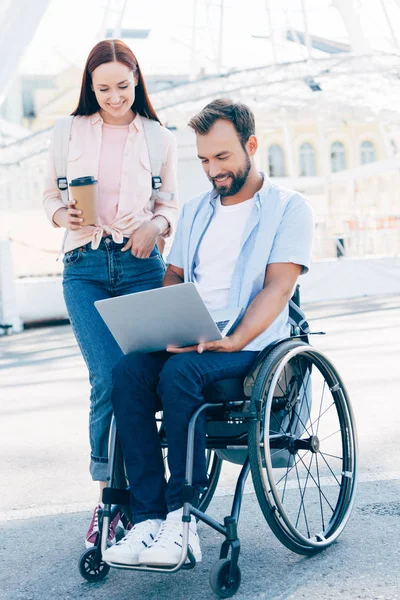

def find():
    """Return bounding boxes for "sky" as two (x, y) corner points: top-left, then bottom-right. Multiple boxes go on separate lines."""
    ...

(17, 0), (400, 79)
(11, 0), (400, 81)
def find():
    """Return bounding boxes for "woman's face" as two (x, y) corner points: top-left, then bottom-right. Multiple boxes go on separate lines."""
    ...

(91, 61), (136, 121)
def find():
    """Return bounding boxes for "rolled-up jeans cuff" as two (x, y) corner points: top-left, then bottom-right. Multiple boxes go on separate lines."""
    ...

(90, 455), (109, 481)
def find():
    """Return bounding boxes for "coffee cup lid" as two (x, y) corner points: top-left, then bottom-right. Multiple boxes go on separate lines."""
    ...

(69, 176), (98, 187)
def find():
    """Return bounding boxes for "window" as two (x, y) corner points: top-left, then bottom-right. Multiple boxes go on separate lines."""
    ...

(331, 141), (346, 173)
(268, 144), (285, 177)
(299, 142), (316, 176)
(360, 140), (376, 164)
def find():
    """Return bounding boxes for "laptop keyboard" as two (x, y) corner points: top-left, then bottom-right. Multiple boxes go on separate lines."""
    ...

(216, 320), (230, 332)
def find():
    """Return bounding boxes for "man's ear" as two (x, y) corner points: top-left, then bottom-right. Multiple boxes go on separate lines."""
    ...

(246, 135), (258, 156)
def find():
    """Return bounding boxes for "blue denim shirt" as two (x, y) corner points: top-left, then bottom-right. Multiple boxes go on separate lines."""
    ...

(167, 174), (314, 351)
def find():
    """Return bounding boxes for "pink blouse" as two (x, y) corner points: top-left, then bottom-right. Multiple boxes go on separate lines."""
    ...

(97, 122), (129, 226)
(43, 112), (178, 253)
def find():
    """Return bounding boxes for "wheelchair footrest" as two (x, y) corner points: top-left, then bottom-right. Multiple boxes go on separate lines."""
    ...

(102, 487), (130, 506)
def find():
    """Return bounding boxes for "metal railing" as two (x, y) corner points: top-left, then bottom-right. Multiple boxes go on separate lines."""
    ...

(1, 127), (399, 278)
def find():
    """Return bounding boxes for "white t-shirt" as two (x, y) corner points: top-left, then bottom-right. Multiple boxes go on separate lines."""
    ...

(193, 197), (255, 311)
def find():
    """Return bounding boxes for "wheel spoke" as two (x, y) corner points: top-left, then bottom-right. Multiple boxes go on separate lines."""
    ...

(269, 407), (288, 435)
(297, 453), (335, 512)
(308, 400), (336, 433)
(315, 380), (327, 436)
(273, 451), (307, 487)
(320, 451), (343, 461)
(280, 457), (291, 503)
(294, 459), (311, 537)
(276, 379), (286, 396)
(295, 452), (314, 533)
(315, 453), (326, 531)
(320, 428), (343, 443)
(319, 451), (341, 486)
(291, 401), (312, 439)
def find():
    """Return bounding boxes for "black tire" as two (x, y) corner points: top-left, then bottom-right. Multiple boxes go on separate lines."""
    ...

(209, 558), (241, 598)
(248, 339), (358, 555)
(78, 548), (110, 582)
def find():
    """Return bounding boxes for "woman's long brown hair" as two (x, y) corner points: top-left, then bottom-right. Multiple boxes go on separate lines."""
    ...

(72, 39), (161, 123)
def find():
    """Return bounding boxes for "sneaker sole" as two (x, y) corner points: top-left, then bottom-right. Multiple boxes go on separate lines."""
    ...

(139, 552), (202, 566)
(103, 552), (141, 566)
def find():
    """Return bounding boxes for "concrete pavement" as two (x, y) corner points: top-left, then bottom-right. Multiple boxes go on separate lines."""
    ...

(1, 294), (400, 599)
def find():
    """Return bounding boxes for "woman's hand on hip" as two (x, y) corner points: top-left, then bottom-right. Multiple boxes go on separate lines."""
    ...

(53, 199), (83, 230)
(121, 221), (161, 258)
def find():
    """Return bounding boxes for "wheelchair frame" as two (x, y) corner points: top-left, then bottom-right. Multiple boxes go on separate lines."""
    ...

(78, 289), (358, 598)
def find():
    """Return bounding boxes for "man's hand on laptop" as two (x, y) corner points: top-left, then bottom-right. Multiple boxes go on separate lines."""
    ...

(167, 336), (241, 354)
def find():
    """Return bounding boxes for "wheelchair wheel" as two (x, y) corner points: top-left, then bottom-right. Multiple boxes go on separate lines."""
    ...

(248, 339), (358, 555)
(209, 558), (241, 598)
(78, 548), (110, 582)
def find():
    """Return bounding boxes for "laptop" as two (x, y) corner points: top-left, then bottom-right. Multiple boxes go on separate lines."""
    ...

(94, 282), (241, 354)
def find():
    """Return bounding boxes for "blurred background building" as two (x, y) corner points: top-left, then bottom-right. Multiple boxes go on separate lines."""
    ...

(1, 0), (400, 328)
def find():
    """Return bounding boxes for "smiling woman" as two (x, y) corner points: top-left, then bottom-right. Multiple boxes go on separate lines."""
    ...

(42, 38), (178, 548)
(72, 39), (160, 123)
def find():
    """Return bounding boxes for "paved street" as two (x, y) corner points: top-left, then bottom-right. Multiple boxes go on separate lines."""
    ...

(1, 294), (400, 600)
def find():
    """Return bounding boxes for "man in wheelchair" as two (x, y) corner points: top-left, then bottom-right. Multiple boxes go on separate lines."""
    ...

(103, 99), (314, 567)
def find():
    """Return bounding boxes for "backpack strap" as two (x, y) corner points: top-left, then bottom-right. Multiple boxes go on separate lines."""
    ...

(52, 116), (74, 206)
(141, 116), (174, 207)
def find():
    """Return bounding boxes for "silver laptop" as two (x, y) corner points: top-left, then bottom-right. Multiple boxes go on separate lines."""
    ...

(94, 282), (241, 354)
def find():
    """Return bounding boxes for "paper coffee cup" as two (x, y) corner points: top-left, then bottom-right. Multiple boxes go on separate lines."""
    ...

(69, 176), (98, 226)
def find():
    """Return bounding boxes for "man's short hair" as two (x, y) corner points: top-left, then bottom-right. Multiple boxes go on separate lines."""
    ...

(188, 99), (255, 148)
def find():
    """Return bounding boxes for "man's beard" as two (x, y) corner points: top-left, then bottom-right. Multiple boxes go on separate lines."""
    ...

(211, 153), (251, 197)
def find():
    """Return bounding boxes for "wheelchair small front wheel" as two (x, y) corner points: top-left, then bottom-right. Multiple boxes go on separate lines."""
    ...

(209, 558), (241, 598)
(78, 547), (110, 582)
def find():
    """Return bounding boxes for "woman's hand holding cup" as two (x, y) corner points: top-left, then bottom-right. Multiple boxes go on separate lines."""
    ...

(53, 199), (83, 230)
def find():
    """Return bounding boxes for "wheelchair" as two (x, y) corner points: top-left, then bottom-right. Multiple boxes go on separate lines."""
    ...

(78, 286), (358, 598)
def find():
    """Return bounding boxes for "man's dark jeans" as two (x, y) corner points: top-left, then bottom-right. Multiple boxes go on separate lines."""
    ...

(111, 350), (257, 524)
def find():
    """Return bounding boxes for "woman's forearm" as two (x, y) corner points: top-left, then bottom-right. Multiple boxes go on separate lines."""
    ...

(151, 215), (169, 236)
(53, 206), (68, 228)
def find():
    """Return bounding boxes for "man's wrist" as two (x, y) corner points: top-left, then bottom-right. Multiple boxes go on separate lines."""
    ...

(227, 331), (247, 351)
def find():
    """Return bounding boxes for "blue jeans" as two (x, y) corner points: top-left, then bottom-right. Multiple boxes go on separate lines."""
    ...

(62, 236), (165, 480)
(111, 350), (258, 523)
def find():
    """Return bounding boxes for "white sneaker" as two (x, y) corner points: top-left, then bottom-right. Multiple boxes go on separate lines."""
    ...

(102, 519), (162, 565)
(138, 519), (202, 566)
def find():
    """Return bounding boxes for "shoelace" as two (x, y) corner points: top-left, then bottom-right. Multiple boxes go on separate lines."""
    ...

(90, 507), (100, 531)
(90, 506), (118, 538)
(116, 520), (156, 546)
(152, 521), (183, 549)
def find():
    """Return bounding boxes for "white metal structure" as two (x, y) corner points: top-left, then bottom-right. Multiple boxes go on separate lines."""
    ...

(0, 0), (50, 104)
